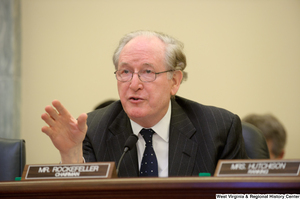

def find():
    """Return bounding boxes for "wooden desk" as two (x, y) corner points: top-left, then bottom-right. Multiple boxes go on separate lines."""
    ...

(0, 176), (299, 198)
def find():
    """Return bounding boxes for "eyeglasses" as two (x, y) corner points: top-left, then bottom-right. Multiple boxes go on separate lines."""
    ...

(114, 69), (174, 82)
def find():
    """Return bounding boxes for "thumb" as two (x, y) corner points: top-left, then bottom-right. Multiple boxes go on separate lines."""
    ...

(77, 113), (88, 132)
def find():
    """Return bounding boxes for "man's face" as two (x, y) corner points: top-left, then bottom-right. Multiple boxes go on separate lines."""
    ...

(117, 36), (181, 127)
(267, 140), (276, 159)
(266, 140), (284, 159)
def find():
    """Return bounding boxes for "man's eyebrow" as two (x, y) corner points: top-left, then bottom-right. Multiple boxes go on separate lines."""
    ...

(119, 62), (155, 68)
(143, 63), (154, 67)
(119, 62), (129, 67)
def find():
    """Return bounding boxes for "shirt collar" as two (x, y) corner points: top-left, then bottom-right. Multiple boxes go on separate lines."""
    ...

(130, 100), (171, 142)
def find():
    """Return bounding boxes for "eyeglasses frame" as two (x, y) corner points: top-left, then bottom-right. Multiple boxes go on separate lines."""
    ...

(114, 69), (175, 82)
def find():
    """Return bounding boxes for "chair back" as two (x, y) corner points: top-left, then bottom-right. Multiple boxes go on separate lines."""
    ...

(242, 122), (270, 159)
(0, 138), (26, 181)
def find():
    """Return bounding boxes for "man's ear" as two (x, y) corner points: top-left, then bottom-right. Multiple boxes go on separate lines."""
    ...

(277, 150), (285, 159)
(170, 70), (183, 96)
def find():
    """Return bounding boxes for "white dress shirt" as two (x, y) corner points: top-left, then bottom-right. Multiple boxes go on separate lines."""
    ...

(130, 101), (171, 177)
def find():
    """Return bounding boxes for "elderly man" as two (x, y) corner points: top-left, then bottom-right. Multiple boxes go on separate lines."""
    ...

(41, 30), (248, 177)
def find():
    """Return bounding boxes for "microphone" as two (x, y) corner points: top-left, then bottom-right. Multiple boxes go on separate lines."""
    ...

(116, 134), (138, 175)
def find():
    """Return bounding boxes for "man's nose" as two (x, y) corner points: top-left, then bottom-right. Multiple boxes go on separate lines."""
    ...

(130, 73), (143, 90)
(132, 72), (142, 83)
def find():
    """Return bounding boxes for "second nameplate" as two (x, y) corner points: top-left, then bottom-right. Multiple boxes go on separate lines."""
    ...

(214, 159), (300, 177)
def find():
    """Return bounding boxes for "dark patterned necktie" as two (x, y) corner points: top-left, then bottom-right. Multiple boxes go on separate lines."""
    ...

(139, 128), (158, 177)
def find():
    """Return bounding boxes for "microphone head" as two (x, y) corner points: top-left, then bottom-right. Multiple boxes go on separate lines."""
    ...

(124, 134), (138, 151)
(117, 134), (138, 175)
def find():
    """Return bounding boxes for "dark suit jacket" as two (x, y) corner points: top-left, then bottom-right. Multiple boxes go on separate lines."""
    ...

(83, 96), (248, 177)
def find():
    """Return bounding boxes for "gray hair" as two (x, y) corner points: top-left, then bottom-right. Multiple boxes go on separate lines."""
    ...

(242, 113), (287, 158)
(112, 30), (187, 82)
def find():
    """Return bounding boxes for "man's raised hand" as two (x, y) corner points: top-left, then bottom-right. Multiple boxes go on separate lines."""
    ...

(41, 100), (88, 163)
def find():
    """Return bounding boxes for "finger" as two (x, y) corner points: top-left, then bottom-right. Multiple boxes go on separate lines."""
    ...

(77, 113), (88, 132)
(41, 126), (53, 137)
(52, 100), (70, 117)
(45, 105), (59, 120)
(41, 113), (56, 127)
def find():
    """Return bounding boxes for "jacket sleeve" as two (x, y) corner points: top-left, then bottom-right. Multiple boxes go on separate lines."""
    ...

(219, 114), (249, 159)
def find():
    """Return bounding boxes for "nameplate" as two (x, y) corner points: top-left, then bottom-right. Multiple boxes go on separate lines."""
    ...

(214, 159), (300, 177)
(21, 162), (117, 180)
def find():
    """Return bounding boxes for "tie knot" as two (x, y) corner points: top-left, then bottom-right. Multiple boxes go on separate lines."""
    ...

(140, 128), (154, 146)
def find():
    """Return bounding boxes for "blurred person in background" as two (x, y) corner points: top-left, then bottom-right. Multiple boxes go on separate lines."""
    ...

(242, 113), (287, 159)
(94, 100), (116, 110)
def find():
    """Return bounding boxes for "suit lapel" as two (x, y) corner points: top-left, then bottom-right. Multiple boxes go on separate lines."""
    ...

(169, 99), (197, 176)
(107, 110), (139, 177)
